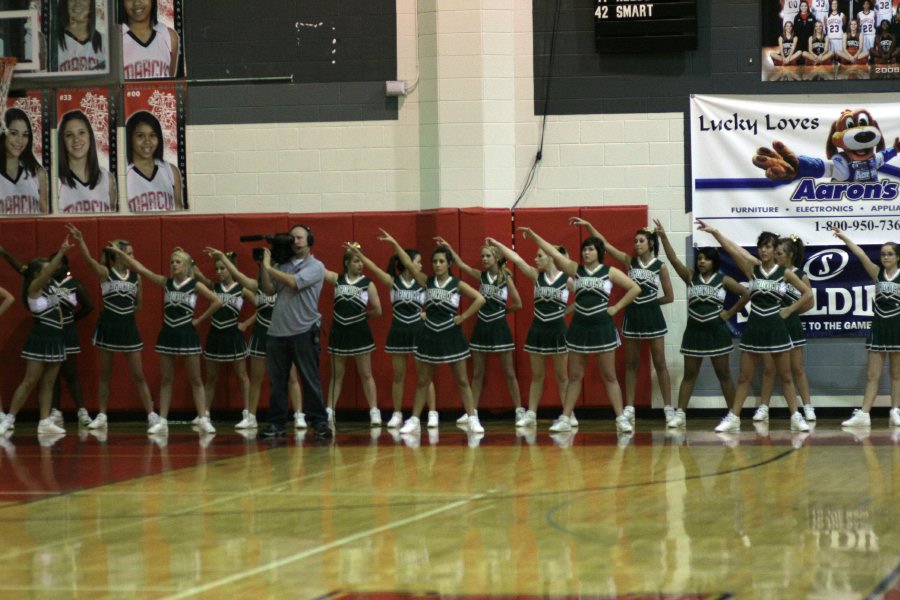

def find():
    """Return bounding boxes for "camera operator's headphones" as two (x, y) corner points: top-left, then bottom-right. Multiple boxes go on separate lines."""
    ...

(291, 224), (314, 247)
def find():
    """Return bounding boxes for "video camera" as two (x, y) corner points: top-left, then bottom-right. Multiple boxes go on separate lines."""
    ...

(240, 233), (295, 264)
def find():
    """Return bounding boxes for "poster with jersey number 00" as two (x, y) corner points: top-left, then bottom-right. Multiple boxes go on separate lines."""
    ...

(122, 81), (186, 212)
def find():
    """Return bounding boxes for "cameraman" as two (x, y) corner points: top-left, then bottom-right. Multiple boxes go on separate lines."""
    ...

(259, 225), (331, 439)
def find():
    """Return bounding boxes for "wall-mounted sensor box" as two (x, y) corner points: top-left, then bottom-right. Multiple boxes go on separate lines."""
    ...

(385, 80), (408, 96)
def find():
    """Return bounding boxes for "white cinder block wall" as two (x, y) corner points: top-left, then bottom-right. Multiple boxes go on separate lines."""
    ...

(180, 0), (839, 408)
(180, 0), (693, 408)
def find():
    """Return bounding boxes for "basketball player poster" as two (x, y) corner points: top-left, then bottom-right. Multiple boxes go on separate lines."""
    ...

(121, 0), (186, 80)
(761, 0), (900, 81)
(48, 0), (110, 75)
(54, 87), (117, 213)
(2, 91), (50, 215)
(122, 81), (186, 212)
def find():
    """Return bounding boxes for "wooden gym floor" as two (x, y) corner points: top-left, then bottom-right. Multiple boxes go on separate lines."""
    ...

(0, 416), (898, 599)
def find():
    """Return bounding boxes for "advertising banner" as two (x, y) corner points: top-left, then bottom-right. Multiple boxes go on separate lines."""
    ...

(691, 94), (900, 247)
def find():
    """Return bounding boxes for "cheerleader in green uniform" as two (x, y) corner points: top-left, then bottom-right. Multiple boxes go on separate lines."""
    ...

(0, 245), (94, 427)
(695, 221), (812, 433)
(754, 235), (816, 424)
(378, 229), (485, 434)
(51, 256), (94, 426)
(108, 245), (222, 434)
(434, 237), (524, 426)
(570, 217), (675, 426)
(324, 244), (383, 427)
(521, 227), (640, 434)
(486, 236), (575, 428)
(66, 224), (158, 429)
(194, 251), (250, 428)
(0, 236), (73, 436)
(0, 286), (15, 422)
(343, 243), (438, 429)
(206, 249), (305, 430)
(654, 220), (750, 428)
(832, 228), (900, 428)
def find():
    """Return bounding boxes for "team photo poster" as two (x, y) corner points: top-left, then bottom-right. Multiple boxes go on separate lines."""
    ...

(761, 0), (900, 81)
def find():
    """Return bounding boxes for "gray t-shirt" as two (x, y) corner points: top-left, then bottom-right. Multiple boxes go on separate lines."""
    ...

(268, 255), (325, 337)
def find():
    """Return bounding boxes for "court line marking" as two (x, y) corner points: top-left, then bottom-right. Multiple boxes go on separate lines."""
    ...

(160, 493), (487, 600)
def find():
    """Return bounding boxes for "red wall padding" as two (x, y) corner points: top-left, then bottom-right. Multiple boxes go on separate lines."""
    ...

(0, 207), (649, 416)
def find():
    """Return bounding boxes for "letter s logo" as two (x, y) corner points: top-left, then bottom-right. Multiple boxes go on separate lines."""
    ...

(804, 249), (849, 281)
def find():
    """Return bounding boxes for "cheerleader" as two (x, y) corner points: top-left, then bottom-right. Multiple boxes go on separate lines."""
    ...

(66, 224), (159, 429)
(108, 244), (222, 434)
(872, 19), (899, 64)
(1, 108), (48, 214)
(485, 236), (575, 428)
(837, 19), (869, 64)
(832, 228), (900, 428)
(0, 286), (14, 421)
(754, 236), (816, 424)
(343, 244), (438, 429)
(434, 237), (524, 426)
(378, 229), (485, 434)
(695, 221), (812, 433)
(206, 249), (305, 430)
(0, 243), (94, 427)
(804, 20), (835, 64)
(49, 252), (94, 426)
(0, 236), (73, 435)
(571, 218), (675, 425)
(323, 244), (382, 427)
(520, 227), (640, 433)
(654, 220), (750, 428)
(195, 250), (250, 428)
(769, 21), (802, 65)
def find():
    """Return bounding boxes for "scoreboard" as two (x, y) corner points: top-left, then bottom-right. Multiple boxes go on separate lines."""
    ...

(594, 0), (697, 53)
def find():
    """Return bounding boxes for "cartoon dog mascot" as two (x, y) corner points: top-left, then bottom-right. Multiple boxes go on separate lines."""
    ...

(753, 109), (900, 182)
